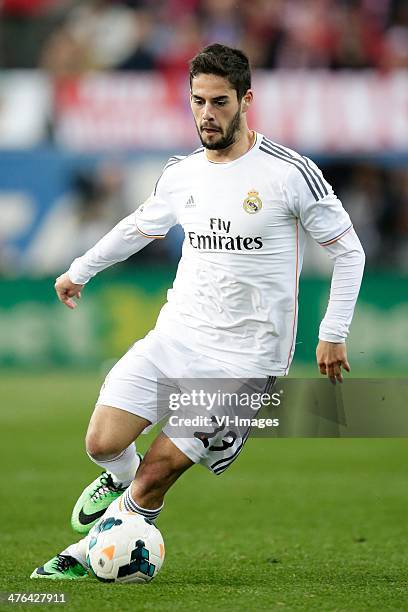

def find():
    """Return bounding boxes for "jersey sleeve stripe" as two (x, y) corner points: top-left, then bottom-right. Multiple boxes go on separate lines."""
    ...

(259, 144), (320, 201)
(261, 138), (326, 200)
(303, 155), (330, 196)
(164, 157), (184, 170)
(263, 138), (329, 198)
(154, 156), (185, 195)
(319, 224), (353, 246)
(136, 223), (166, 239)
(154, 148), (204, 195)
(265, 138), (328, 197)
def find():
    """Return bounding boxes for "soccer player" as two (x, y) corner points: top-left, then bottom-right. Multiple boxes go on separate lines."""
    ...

(31, 43), (365, 579)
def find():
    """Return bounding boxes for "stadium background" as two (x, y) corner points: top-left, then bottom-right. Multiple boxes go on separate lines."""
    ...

(1, 1), (407, 610)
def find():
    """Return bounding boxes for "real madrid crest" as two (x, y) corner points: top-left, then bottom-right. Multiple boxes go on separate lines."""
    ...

(243, 190), (262, 214)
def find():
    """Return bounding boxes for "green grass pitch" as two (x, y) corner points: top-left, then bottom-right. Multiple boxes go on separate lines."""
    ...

(1, 372), (407, 611)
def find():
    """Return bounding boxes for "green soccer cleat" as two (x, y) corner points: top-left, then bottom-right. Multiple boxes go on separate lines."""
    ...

(71, 453), (143, 534)
(71, 471), (127, 534)
(30, 555), (88, 580)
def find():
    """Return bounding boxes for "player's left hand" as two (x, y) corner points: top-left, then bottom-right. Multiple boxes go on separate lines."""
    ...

(316, 340), (350, 384)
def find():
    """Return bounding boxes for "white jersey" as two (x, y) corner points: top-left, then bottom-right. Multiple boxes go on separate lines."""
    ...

(131, 133), (353, 376)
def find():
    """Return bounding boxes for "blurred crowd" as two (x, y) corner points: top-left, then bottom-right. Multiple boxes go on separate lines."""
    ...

(1, 0), (408, 74)
(324, 163), (408, 271)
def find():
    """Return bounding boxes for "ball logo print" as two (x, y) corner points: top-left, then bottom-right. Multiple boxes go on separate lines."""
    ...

(243, 190), (262, 214)
(117, 539), (156, 579)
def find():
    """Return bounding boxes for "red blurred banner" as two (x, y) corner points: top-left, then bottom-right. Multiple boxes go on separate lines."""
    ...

(53, 71), (408, 152)
(1, 70), (407, 152)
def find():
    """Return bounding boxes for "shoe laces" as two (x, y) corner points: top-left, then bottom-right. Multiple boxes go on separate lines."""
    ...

(90, 472), (121, 501)
(55, 555), (75, 572)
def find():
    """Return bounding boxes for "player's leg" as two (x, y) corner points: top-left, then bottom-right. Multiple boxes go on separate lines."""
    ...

(71, 405), (150, 533)
(31, 435), (194, 579)
(121, 432), (194, 519)
(71, 331), (177, 534)
(31, 374), (275, 579)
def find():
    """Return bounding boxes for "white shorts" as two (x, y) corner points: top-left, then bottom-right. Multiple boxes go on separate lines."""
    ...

(98, 329), (275, 475)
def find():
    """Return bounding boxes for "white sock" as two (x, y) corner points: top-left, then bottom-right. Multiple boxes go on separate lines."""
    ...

(123, 486), (163, 521)
(62, 537), (88, 569)
(87, 444), (141, 487)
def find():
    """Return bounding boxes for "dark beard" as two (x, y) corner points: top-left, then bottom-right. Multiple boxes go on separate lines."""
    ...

(197, 109), (241, 150)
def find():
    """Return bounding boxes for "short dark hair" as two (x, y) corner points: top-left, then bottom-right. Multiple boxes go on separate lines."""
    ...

(189, 43), (251, 102)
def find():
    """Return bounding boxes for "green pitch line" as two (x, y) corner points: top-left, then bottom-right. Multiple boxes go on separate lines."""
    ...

(1, 373), (407, 611)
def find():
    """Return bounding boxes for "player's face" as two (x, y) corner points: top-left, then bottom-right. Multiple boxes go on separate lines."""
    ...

(190, 74), (247, 150)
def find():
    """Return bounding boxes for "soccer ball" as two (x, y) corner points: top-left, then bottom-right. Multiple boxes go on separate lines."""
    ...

(86, 511), (165, 583)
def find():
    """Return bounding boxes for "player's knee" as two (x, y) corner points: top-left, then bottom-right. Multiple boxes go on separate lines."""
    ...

(85, 431), (124, 461)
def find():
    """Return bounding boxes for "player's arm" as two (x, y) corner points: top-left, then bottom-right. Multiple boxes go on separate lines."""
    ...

(55, 178), (177, 309)
(316, 228), (365, 383)
(54, 213), (155, 309)
(284, 160), (365, 383)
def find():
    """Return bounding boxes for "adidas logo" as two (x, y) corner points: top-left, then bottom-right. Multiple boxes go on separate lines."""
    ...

(185, 195), (196, 208)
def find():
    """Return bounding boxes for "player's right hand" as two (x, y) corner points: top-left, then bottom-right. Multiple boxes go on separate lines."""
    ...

(54, 272), (84, 310)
